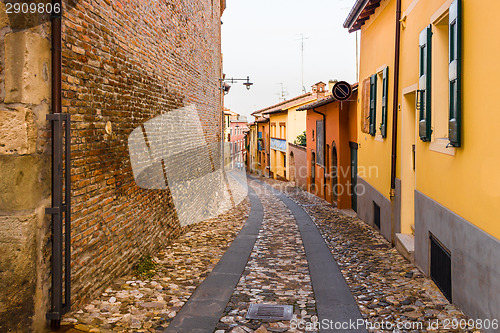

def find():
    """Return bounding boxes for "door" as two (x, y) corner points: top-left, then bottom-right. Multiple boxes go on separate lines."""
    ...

(331, 144), (338, 203)
(289, 152), (295, 183)
(401, 92), (417, 234)
(349, 142), (358, 212)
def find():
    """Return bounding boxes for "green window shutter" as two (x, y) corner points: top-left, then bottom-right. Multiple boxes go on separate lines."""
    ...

(380, 66), (389, 138)
(449, 0), (461, 147)
(369, 74), (377, 136)
(418, 25), (432, 142)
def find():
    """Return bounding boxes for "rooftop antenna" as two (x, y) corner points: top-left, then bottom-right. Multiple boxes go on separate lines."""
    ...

(276, 83), (289, 102)
(295, 33), (309, 93)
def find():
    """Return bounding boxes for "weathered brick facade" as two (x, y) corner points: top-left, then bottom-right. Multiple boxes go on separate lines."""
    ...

(0, 0), (224, 330)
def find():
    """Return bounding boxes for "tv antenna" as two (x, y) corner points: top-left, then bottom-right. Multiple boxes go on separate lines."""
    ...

(295, 33), (309, 93)
(276, 83), (289, 102)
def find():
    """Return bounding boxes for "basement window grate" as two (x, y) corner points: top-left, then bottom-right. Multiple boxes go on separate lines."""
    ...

(373, 201), (381, 230)
(430, 235), (452, 302)
(246, 304), (293, 321)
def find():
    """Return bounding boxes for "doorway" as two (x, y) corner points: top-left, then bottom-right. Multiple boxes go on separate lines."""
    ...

(331, 143), (338, 203)
(289, 152), (296, 183)
(311, 152), (316, 193)
(401, 91), (417, 234)
(350, 142), (358, 212)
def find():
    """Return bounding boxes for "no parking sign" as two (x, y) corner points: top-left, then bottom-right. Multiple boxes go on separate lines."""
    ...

(332, 81), (352, 101)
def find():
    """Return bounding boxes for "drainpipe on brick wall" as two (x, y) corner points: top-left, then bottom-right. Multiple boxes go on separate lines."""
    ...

(51, 0), (61, 117)
(390, 0), (402, 245)
(48, 0), (64, 329)
(312, 108), (327, 199)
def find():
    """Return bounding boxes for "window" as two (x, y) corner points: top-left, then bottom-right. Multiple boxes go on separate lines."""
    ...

(448, 0), (461, 147)
(380, 67), (389, 138)
(368, 67), (388, 138)
(279, 123), (286, 140)
(316, 120), (324, 166)
(369, 74), (377, 136)
(420, 0), (462, 147)
(431, 14), (450, 140)
(361, 78), (371, 134)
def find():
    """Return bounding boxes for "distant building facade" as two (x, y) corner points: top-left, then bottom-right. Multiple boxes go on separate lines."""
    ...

(251, 82), (326, 180)
(297, 85), (359, 210)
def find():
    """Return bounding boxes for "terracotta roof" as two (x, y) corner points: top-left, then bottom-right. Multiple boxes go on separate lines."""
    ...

(297, 96), (336, 111)
(344, 0), (382, 33)
(262, 108), (287, 115)
(297, 83), (358, 111)
(224, 109), (239, 116)
(251, 92), (313, 116)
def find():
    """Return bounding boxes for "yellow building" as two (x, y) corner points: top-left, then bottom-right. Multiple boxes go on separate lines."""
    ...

(252, 82), (326, 180)
(224, 108), (239, 142)
(246, 122), (259, 173)
(345, 0), (500, 322)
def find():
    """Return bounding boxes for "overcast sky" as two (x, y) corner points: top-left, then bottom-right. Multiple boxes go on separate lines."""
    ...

(221, 0), (358, 120)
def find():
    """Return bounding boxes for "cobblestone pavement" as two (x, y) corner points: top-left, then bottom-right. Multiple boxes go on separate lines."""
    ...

(215, 179), (317, 333)
(59, 197), (250, 333)
(258, 176), (479, 333)
(59, 173), (481, 333)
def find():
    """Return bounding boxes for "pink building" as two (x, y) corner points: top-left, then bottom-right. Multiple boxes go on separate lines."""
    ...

(226, 111), (248, 168)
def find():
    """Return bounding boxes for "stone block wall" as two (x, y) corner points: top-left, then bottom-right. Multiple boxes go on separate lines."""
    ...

(0, 0), (224, 330)
(0, 6), (53, 331)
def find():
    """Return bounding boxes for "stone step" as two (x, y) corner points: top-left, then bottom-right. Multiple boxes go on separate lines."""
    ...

(395, 233), (415, 263)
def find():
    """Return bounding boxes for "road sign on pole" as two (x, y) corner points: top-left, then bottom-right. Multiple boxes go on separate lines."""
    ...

(332, 81), (352, 101)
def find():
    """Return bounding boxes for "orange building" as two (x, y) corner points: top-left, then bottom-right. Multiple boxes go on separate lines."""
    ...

(298, 84), (358, 210)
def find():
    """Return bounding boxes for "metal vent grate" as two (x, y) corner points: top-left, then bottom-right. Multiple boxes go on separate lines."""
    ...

(369, 244), (389, 250)
(246, 304), (293, 321)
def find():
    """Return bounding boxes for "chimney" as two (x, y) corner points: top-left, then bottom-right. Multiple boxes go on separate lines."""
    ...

(328, 79), (338, 94)
(312, 81), (326, 99)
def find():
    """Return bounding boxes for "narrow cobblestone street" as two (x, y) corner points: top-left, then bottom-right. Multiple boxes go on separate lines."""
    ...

(215, 179), (317, 333)
(60, 175), (477, 333)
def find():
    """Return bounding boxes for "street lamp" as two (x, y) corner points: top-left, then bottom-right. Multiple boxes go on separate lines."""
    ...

(220, 75), (253, 172)
(220, 76), (253, 94)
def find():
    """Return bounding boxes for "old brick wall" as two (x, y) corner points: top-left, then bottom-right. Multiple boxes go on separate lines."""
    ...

(63, 0), (224, 311)
(0, 0), (224, 330)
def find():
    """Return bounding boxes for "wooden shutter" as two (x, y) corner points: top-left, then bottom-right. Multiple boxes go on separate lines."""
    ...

(448, 0), (461, 147)
(361, 78), (371, 133)
(418, 25), (432, 142)
(380, 66), (389, 138)
(369, 74), (377, 136)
